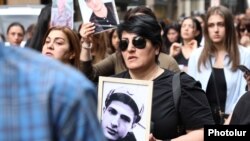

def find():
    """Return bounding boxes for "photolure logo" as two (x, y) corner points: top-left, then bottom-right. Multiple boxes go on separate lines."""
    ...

(204, 125), (250, 141)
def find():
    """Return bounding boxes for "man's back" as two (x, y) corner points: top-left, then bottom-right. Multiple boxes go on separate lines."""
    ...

(0, 43), (105, 141)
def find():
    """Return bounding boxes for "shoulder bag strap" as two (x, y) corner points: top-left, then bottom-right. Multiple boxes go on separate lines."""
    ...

(172, 72), (181, 108)
(209, 57), (224, 120)
(172, 72), (186, 135)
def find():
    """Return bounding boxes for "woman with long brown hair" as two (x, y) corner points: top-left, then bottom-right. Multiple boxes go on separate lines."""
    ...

(188, 6), (250, 124)
(42, 26), (81, 69)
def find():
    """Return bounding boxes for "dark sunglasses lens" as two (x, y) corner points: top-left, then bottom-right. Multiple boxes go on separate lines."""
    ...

(240, 28), (247, 32)
(119, 40), (128, 51)
(246, 24), (250, 32)
(133, 37), (146, 49)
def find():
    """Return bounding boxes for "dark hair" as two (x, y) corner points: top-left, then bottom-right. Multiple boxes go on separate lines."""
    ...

(163, 22), (181, 51)
(192, 12), (205, 23)
(124, 6), (157, 21)
(0, 33), (5, 42)
(180, 17), (203, 46)
(42, 26), (81, 69)
(26, 24), (36, 34)
(105, 90), (141, 123)
(236, 16), (250, 39)
(29, 4), (52, 52)
(25, 24), (36, 47)
(7, 22), (25, 35)
(117, 15), (162, 63)
(108, 28), (118, 53)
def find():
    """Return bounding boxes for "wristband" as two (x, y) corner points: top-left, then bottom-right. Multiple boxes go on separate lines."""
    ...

(82, 42), (92, 49)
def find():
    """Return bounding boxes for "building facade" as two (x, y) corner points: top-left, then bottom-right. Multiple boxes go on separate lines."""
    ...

(0, 0), (249, 21)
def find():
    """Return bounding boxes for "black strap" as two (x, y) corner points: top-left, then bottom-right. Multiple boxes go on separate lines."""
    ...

(209, 58), (222, 112)
(172, 72), (181, 109)
(172, 72), (185, 135)
(209, 57), (225, 122)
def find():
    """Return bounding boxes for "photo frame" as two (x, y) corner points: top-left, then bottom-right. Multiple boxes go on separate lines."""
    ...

(51, 0), (74, 29)
(78, 0), (119, 34)
(98, 76), (153, 141)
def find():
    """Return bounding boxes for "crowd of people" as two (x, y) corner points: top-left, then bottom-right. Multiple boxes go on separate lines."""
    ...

(1, 2), (250, 141)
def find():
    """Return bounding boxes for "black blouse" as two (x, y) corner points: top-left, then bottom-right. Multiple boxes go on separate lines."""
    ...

(114, 70), (214, 139)
(230, 91), (250, 125)
(174, 51), (188, 66)
(206, 68), (227, 124)
(90, 2), (117, 33)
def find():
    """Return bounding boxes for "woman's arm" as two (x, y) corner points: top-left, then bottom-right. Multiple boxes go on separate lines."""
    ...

(149, 128), (203, 141)
(172, 128), (203, 141)
(85, 54), (117, 82)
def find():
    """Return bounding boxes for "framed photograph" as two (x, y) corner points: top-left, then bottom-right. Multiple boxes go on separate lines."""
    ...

(78, 0), (119, 34)
(98, 76), (153, 141)
(51, 0), (74, 29)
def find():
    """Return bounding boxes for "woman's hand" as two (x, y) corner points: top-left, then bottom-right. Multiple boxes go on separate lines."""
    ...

(170, 42), (181, 57)
(149, 134), (163, 141)
(240, 35), (250, 47)
(79, 22), (95, 43)
(187, 39), (198, 49)
(79, 23), (95, 61)
(244, 72), (250, 91)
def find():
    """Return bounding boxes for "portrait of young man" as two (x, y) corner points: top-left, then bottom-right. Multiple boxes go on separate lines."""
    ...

(101, 89), (144, 141)
(98, 77), (153, 141)
(83, 0), (118, 33)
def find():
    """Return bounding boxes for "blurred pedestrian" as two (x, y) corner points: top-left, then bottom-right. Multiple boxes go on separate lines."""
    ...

(0, 43), (106, 141)
(29, 4), (51, 52)
(6, 22), (25, 47)
(188, 6), (250, 124)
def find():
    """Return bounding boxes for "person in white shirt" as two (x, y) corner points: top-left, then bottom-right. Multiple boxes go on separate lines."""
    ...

(188, 6), (250, 124)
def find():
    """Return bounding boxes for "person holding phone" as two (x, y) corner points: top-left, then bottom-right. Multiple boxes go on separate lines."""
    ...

(240, 65), (250, 91)
(238, 65), (250, 74)
(245, 74), (250, 91)
(188, 6), (250, 124)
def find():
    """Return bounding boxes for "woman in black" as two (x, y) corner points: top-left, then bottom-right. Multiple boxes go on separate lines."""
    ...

(169, 17), (202, 72)
(229, 91), (250, 125)
(114, 15), (214, 141)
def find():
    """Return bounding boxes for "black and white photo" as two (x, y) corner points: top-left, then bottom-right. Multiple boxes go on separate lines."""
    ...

(98, 76), (153, 141)
(78, 0), (119, 33)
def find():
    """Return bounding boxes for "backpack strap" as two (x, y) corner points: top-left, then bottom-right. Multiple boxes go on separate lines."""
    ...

(172, 72), (186, 136)
(172, 72), (181, 109)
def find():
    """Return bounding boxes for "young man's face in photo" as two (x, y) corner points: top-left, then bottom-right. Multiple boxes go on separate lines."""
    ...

(102, 101), (135, 140)
(85, 0), (104, 12)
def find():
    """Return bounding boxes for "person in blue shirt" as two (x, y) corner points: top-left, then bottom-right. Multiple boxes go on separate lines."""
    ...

(0, 43), (106, 141)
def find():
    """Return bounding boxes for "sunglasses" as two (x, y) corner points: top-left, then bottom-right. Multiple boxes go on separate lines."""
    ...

(119, 36), (146, 51)
(239, 28), (250, 33)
